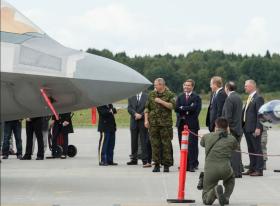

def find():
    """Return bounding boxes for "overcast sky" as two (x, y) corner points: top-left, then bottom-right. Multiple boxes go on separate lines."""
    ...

(7, 0), (280, 56)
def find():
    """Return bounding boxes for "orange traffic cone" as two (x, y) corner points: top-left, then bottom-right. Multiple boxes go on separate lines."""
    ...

(167, 125), (195, 203)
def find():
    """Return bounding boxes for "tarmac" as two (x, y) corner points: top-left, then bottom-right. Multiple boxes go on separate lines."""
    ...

(1, 128), (280, 206)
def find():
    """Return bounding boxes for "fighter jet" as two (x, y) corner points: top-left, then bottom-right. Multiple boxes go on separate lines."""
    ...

(258, 100), (280, 127)
(0, 1), (151, 121)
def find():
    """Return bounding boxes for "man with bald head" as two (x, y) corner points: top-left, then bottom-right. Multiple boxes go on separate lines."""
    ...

(242, 79), (264, 176)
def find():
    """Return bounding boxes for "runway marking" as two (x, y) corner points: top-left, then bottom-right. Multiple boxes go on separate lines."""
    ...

(54, 190), (72, 194)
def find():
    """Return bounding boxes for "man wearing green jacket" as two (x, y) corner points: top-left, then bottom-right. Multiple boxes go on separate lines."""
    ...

(144, 78), (175, 173)
(201, 117), (238, 206)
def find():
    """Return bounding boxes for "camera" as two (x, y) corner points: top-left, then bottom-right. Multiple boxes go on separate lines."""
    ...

(197, 172), (204, 190)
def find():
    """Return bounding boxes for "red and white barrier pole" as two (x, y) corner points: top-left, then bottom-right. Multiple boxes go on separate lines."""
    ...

(40, 88), (59, 120)
(167, 125), (195, 203)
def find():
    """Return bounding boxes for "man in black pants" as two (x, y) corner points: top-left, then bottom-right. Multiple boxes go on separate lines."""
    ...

(51, 113), (73, 159)
(175, 79), (201, 172)
(127, 92), (151, 167)
(242, 80), (264, 176)
(22, 117), (44, 160)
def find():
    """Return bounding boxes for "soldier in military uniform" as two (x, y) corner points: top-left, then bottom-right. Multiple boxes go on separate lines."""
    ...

(201, 117), (238, 206)
(144, 78), (175, 172)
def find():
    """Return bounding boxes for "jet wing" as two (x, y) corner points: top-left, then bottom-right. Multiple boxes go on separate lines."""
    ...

(1, 1), (151, 121)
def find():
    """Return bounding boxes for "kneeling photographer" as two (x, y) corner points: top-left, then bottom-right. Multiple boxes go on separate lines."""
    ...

(200, 117), (238, 206)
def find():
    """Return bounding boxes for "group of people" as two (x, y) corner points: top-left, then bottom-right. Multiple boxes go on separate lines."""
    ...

(2, 76), (267, 205)
(96, 76), (267, 206)
(1, 113), (73, 160)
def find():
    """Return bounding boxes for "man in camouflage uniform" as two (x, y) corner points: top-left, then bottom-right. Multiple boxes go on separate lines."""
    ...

(144, 78), (175, 172)
(201, 117), (238, 206)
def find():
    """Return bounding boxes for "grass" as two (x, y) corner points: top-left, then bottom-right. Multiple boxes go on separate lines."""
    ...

(72, 107), (208, 128)
(71, 91), (279, 128)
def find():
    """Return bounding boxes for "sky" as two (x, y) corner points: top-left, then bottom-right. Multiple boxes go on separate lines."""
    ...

(6, 0), (280, 56)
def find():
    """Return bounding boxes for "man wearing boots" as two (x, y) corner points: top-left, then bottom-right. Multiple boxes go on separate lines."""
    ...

(144, 78), (175, 173)
(201, 118), (238, 205)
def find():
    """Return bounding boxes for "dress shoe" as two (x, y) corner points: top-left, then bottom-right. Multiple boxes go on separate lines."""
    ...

(163, 166), (169, 172)
(60, 155), (67, 159)
(99, 162), (108, 166)
(36, 157), (44, 160)
(2, 155), (8, 159)
(187, 167), (195, 172)
(21, 155), (31, 160)
(127, 160), (138, 165)
(143, 163), (152, 168)
(235, 174), (242, 178)
(250, 171), (263, 176)
(108, 162), (118, 166)
(9, 149), (16, 155)
(242, 170), (253, 175)
(152, 165), (160, 172)
(17, 155), (22, 159)
(244, 165), (250, 169)
(214, 185), (226, 206)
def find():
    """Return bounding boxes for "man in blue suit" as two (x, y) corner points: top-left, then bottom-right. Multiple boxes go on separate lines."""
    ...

(206, 76), (227, 132)
(175, 79), (202, 172)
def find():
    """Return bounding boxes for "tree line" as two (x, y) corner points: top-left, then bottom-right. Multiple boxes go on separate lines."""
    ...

(87, 48), (280, 95)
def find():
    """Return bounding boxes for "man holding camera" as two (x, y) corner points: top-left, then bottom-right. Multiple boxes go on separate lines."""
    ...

(200, 117), (238, 206)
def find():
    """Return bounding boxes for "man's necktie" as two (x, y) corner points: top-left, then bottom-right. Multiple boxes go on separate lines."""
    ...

(186, 94), (189, 102)
(243, 95), (252, 122)
(136, 94), (139, 105)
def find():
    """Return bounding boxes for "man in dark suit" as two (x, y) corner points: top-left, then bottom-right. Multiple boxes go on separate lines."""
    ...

(51, 113), (74, 159)
(206, 76), (227, 132)
(222, 81), (243, 177)
(21, 117), (44, 160)
(97, 104), (117, 166)
(175, 79), (201, 172)
(242, 80), (264, 176)
(127, 92), (151, 167)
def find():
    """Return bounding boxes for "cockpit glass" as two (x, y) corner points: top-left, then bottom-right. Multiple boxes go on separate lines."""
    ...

(1, 1), (45, 35)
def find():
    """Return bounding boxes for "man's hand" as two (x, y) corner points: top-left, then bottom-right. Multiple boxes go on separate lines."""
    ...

(144, 120), (149, 128)
(154, 97), (163, 104)
(134, 113), (142, 120)
(62, 121), (69, 127)
(49, 120), (54, 128)
(254, 128), (261, 137)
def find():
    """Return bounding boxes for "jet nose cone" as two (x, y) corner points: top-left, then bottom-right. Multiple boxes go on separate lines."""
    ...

(72, 53), (151, 104)
(75, 53), (151, 86)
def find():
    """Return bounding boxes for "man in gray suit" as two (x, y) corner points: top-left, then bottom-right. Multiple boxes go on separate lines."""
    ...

(222, 81), (243, 177)
(127, 92), (151, 167)
(242, 80), (264, 176)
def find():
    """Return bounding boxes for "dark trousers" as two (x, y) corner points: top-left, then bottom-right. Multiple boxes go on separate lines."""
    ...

(130, 122), (149, 164)
(230, 134), (242, 176)
(98, 131), (115, 164)
(244, 131), (263, 172)
(146, 134), (152, 164)
(178, 125), (199, 168)
(25, 120), (44, 158)
(52, 125), (69, 156)
(2, 121), (22, 156)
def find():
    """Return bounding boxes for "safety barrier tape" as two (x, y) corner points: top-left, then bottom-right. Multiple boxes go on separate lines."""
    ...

(174, 128), (280, 157)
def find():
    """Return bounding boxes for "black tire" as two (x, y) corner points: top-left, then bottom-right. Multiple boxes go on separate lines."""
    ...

(52, 145), (63, 158)
(67, 145), (77, 157)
